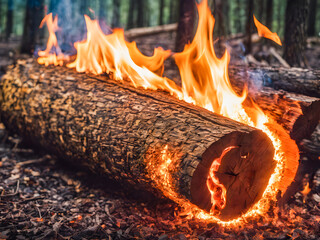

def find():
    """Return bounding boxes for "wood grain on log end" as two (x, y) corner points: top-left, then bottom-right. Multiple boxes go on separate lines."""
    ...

(290, 100), (320, 143)
(191, 130), (275, 221)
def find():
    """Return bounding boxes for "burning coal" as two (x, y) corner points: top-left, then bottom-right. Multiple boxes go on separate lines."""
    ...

(36, 0), (299, 225)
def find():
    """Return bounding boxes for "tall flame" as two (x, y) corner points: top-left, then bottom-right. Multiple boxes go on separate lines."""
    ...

(37, 13), (65, 66)
(253, 14), (282, 46)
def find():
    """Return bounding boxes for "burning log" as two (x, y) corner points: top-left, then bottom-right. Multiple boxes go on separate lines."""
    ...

(0, 60), (277, 221)
(228, 67), (320, 146)
(229, 65), (320, 98)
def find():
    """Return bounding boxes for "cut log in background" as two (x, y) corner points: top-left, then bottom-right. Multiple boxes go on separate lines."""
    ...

(228, 67), (320, 148)
(0, 60), (276, 221)
(229, 65), (320, 98)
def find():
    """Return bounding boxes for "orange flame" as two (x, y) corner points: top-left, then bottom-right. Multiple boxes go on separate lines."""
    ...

(67, 15), (179, 95)
(253, 15), (282, 46)
(37, 13), (66, 66)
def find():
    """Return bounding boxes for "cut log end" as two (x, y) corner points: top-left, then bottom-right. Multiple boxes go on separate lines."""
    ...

(290, 100), (320, 143)
(191, 130), (275, 221)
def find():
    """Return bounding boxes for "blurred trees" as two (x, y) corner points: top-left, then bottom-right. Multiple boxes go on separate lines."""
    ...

(175, 0), (196, 52)
(283, 0), (309, 67)
(20, 0), (45, 54)
(307, 0), (318, 36)
(0, 0), (318, 62)
(6, 0), (13, 41)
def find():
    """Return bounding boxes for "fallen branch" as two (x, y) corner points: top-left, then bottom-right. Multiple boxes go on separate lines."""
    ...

(125, 23), (178, 40)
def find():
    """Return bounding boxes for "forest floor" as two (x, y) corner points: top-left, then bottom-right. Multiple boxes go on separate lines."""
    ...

(0, 33), (320, 239)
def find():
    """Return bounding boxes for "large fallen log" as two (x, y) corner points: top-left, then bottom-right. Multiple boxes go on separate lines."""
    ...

(229, 65), (320, 98)
(228, 67), (320, 146)
(0, 60), (277, 221)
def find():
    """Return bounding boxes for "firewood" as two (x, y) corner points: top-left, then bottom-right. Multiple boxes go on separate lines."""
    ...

(0, 60), (276, 221)
(228, 67), (320, 147)
(125, 23), (178, 40)
(229, 65), (320, 98)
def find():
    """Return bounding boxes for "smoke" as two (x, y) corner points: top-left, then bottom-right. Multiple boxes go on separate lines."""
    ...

(40, 0), (111, 55)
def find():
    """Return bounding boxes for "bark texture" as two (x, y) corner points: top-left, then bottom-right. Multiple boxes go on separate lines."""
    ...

(0, 60), (276, 221)
(228, 65), (320, 144)
(175, 0), (196, 52)
(20, 0), (45, 54)
(229, 65), (320, 98)
(283, 0), (309, 67)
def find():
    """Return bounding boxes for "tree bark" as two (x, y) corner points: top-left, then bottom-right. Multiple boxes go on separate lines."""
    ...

(257, 0), (265, 22)
(136, 0), (145, 27)
(159, 0), (165, 25)
(266, 0), (273, 31)
(20, 0), (45, 55)
(228, 66), (320, 146)
(49, 0), (58, 16)
(235, 0), (243, 33)
(80, 0), (89, 15)
(244, 0), (254, 54)
(222, 0), (230, 35)
(307, 0), (317, 36)
(169, 0), (178, 23)
(0, 60), (277, 221)
(5, 0), (14, 41)
(229, 65), (320, 98)
(99, 0), (108, 22)
(111, 0), (120, 28)
(175, 0), (196, 52)
(283, 0), (309, 67)
(127, 0), (136, 29)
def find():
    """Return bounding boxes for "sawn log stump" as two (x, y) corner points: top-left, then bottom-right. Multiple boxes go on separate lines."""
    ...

(0, 60), (276, 221)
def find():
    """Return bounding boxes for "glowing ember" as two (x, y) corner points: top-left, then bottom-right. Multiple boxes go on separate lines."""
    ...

(207, 146), (237, 215)
(253, 15), (282, 46)
(37, 13), (66, 66)
(301, 182), (311, 203)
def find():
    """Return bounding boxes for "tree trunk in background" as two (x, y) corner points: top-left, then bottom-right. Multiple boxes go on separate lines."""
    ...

(20, 0), (45, 54)
(266, 0), (273, 30)
(257, 0), (265, 22)
(0, 0), (2, 38)
(136, 0), (145, 27)
(235, 0), (242, 33)
(159, 0), (165, 25)
(307, 0), (318, 36)
(111, 0), (120, 27)
(80, 0), (89, 15)
(5, 0), (13, 41)
(213, 0), (225, 37)
(99, 0), (108, 21)
(283, 0), (309, 67)
(244, 0), (254, 54)
(169, 0), (177, 23)
(49, 0), (58, 16)
(175, 0), (196, 52)
(127, 0), (136, 29)
(223, 0), (230, 35)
